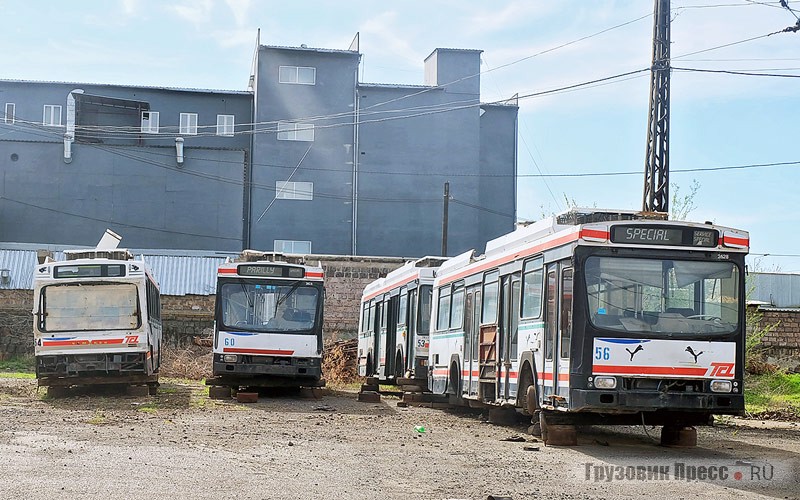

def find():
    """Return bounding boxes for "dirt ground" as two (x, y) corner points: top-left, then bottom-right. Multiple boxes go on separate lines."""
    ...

(0, 377), (798, 500)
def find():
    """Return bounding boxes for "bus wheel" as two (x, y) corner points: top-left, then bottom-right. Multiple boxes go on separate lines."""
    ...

(448, 363), (460, 396)
(148, 382), (159, 396)
(526, 384), (539, 415)
(394, 351), (404, 380)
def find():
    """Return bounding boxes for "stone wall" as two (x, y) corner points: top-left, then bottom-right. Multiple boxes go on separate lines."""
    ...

(0, 256), (406, 358)
(752, 306), (800, 358)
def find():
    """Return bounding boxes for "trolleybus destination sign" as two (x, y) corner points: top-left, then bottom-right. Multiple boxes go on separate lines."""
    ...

(237, 264), (305, 278)
(610, 226), (717, 247)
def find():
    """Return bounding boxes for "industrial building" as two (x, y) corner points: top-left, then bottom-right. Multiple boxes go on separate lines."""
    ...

(0, 36), (518, 257)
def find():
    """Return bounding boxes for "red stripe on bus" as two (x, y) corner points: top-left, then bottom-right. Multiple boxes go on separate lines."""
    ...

(593, 365), (707, 376)
(43, 339), (125, 346)
(579, 228), (609, 240)
(362, 273), (419, 302)
(218, 268), (237, 274)
(538, 372), (570, 382)
(439, 230), (580, 285)
(223, 348), (295, 356)
(306, 271), (324, 278)
(722, 235), (749, 247)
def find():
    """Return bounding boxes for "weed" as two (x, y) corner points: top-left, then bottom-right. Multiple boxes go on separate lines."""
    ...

(0, 356), (35, 373)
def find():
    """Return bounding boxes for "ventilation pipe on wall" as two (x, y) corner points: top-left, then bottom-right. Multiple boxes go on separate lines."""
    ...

(64, 89), (84, 164)
(175, 137), (185, 166)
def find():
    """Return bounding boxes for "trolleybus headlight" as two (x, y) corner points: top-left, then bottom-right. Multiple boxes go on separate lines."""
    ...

(223, 354), (238, 363)
(710, 380), (732, 393)
(594, 376), (617, 389)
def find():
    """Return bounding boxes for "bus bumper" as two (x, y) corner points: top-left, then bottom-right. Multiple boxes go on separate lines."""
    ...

(36, 352), (147, 378)
(212, 354), (322, 379)
(570, 388), (744, 415)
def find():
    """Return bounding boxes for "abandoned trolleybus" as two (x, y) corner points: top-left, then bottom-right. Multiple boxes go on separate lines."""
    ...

(207, 251), (325, 397)
(33, 248), (162, 394)
(358, 257), (444, 384)
(428, 209), (748, 440)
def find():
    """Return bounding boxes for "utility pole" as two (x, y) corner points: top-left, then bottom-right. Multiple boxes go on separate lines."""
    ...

(441, 182), (450, 257)
(643, 0), (671, 214)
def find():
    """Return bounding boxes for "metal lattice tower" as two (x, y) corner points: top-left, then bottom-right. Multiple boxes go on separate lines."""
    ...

(643, 0), (671, 214)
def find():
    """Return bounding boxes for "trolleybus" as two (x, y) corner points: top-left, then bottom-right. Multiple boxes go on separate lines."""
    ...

(428, 209), (748, 441)
(357, 257), (444, 384)
(33, 248), (162, 395)
(207, 251), (325, 398)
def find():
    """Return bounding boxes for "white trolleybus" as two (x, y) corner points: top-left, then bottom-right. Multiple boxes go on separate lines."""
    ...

(357, 257), (445, 386)
(33, 247), (162, 395)
(428, 209), (748, 445)
(207, 251), (325, 398)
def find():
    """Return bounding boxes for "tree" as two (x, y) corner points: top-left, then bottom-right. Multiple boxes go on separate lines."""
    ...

(670, 179), (700, 220)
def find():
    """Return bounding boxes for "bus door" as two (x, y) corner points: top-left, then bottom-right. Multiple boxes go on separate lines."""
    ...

(542, 262), (573, 404)
(463, 285), (481, 397)
(373, 300), (384, 376)
(407, 288), (417, 374)
(499, 274), (521, 400)
(385, 294), (399, 379)
(557, 268), (573, 399)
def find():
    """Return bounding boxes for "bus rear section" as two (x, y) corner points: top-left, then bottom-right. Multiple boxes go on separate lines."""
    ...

(357, 257), (441, 386)
(208, 253), (325, 397)
(32, 250), (162, 395)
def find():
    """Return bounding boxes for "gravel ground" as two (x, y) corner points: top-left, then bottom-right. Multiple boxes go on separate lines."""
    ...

(0, 377), (798, 500)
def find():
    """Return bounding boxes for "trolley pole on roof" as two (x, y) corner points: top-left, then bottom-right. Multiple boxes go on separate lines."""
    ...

(643, 0), (671, 214)
(441, 182), (450, 257)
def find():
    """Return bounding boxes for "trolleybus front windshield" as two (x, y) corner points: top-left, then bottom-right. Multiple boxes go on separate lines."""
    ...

(584, 256), (740, 335)
(39, 283), (141, 332)
(220, 281), (319, 333)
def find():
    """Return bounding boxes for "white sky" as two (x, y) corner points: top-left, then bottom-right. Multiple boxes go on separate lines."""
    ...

(1, 0), (799, 271)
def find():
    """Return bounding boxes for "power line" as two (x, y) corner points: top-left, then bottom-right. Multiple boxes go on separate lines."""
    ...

(673, 66), (800, 77)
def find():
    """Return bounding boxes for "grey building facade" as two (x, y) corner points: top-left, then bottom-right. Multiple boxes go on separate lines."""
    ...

(1, 40), (518, 258)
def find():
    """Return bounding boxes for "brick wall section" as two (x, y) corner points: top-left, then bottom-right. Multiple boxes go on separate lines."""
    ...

(319, 256), (405, 341)
(754, 307), (800, 355)
(0, 256), (405, 358)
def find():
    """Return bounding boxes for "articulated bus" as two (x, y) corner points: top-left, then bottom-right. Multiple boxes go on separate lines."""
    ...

(428, 209), (748, 436)
(207, 251), (325, 397)
(33, 249), (162, 394)
(358, 257), (444, 383)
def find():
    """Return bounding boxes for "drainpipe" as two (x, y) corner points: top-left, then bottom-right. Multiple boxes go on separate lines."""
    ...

(64, 89), (84, 163)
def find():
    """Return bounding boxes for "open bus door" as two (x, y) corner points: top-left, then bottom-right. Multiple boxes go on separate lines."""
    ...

(499, 274), (521, 400)
(384, 294), (398, 379)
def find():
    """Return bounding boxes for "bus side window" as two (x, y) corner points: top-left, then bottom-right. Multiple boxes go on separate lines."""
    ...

(482, 271), (499, 324)
(436, 287), (452, 331)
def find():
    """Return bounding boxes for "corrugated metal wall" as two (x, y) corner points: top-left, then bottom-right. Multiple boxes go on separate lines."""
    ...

(0, 248), (233, 296)
(749, 272), (800, 308)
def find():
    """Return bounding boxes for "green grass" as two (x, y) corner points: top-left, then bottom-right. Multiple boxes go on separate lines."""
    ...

(0, 356), (35, 373)
(0, 372), (36, 379)
(745, 371), (800, 414)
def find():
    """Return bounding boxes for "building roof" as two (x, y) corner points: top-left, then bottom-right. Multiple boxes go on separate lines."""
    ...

(0, 78), (251, 96)
(261, 44), (359, 55)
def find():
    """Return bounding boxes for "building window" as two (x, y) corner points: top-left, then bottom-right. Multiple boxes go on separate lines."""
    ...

(180, 113), (198, 135)
(278, 66), (316, 85)
(4, 103), (14, 124)
(274, 240), (312, 254)
(43, 105), (62, 126)
(216, 114), (234, 136)
(277, 121), (314, 142)
(141, 111), (159, 134)
(275, 181), (313, 200)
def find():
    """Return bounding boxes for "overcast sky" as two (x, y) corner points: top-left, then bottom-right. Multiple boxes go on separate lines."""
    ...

(2, 0), (799, 271)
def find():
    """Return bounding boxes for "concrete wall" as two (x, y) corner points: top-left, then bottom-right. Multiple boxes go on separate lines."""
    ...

(0, 256), (405, 358)
(0, 80), (252, 251)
